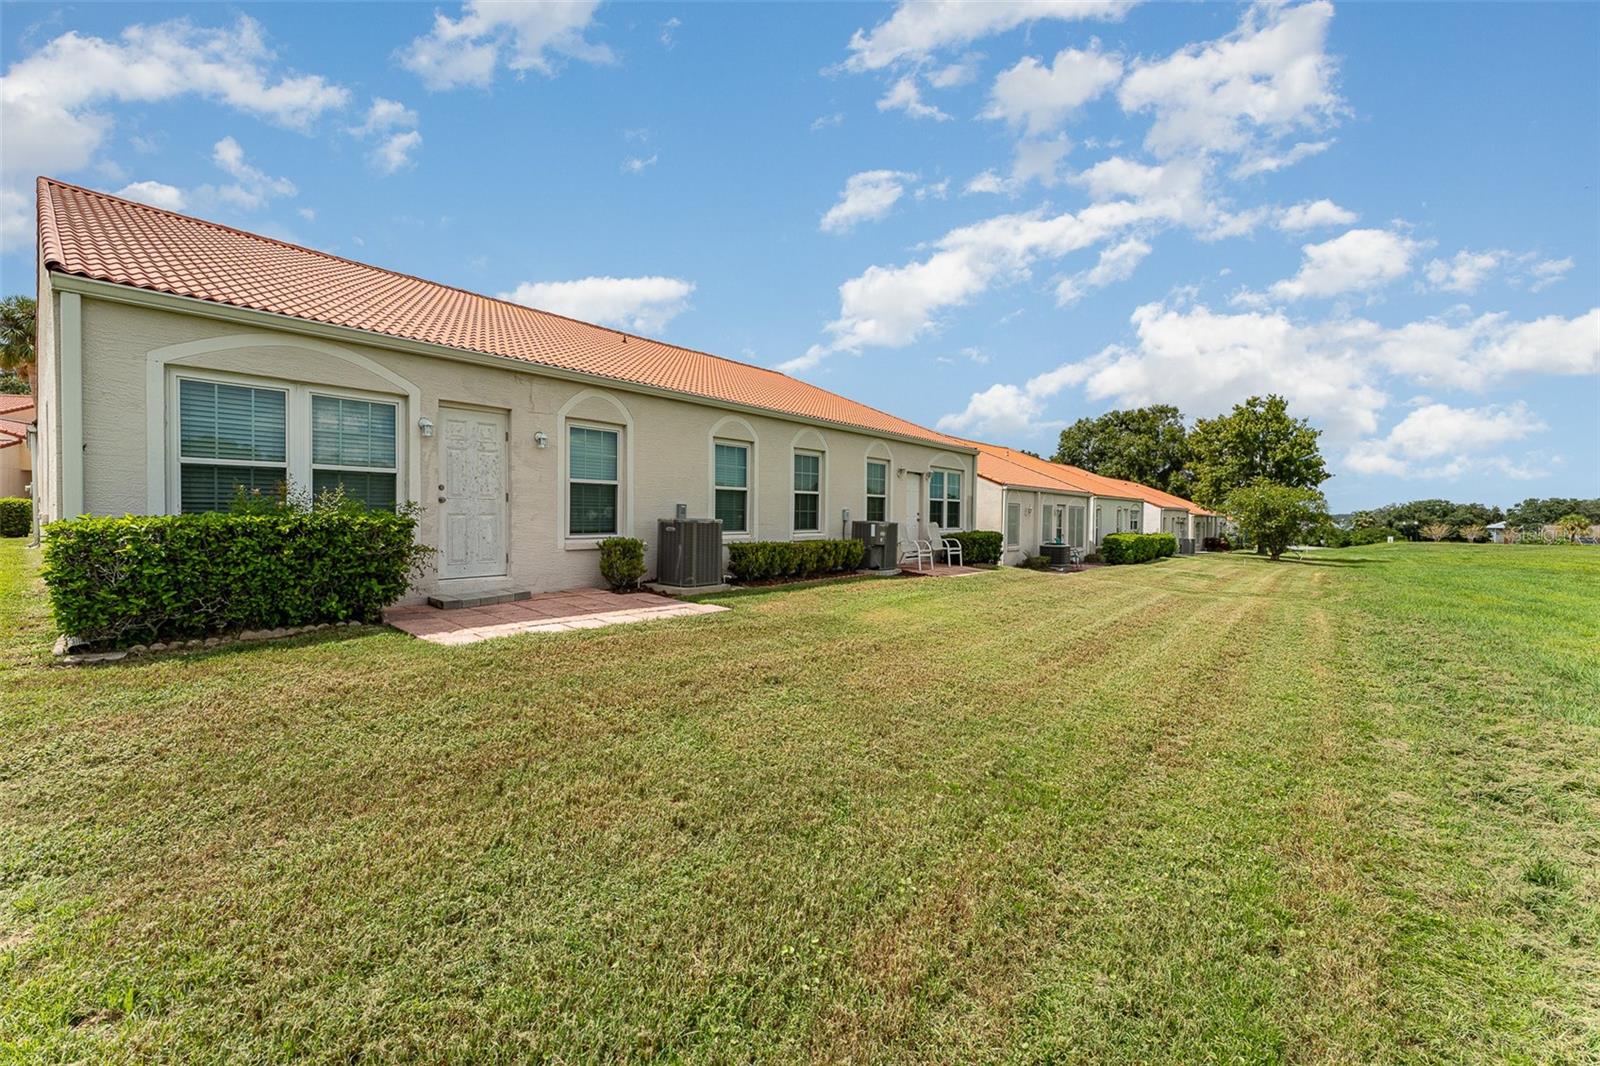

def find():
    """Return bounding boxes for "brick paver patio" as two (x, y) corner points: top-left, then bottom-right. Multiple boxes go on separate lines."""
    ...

(385, 588), (727, 646)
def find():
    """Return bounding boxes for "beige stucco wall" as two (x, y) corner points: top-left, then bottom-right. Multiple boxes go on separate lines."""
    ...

(65, 292), (974, 598)
(0, 437), (31, 498)
(975, 479), (1092, 565)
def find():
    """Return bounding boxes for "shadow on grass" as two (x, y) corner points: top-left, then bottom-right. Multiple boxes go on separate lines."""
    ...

(689, 572), (909, 603)
(1230, 551), (1391, 569)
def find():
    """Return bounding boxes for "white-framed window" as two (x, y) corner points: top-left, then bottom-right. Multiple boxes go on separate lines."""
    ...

(714, 441), (749, 533)
(793, 451), (822, 532)
(1068, 504), (1086, 547)
(928, 469), (962, 529)
(1041, 501), (1053, 546)
(177, 378), (288, 512)
(1006, 499), (1021, 547)
(310, 394), (398, 510)
(865, 460), (888, 522)
(174, 374), (401, 513)
(568, 423), (620, 537)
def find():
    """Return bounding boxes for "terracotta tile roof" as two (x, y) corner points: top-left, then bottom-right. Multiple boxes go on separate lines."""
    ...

(36, 177), (967, 449)
(0, 395), (34, 417)
(959, 438), (1214, 515)
(0, 425), (24, 449)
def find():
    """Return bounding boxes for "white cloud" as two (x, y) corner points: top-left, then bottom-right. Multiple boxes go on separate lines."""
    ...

(372, 130), (424, 174)
(1119, 1), (1342, 159)
(659, 17), (681, 48)
(621, 153), (658, 174)
(1056, 237), (1151, 304)
(800, 157), (1216, 369)
(937, 382), (1057, 438)
(820, 170), (915, 233)
(967, 137), (1073, 196)
(1276, 198), (1356, 231)
(942, 301), (1599, 451)
(0, 16), (347, 249)
(983, 46), (1123, 135)
(1345, 402), (1546, 477)
(1230, 139), (1332, 178)
(1268, 227), (1421, 300)
(927, 56), (981, 89)
(352, 97), (418, 135)
(877, 76), (951, 121)
(810, 112), (845, 132)
(297, 207), (316, 221)
(500, 276), (695, 334)
(402, 0), (612, 90)
(1423, 249), (1504, 293)
(208, 136), (297, 209)
(114, 180), (187, 211)
(915, 179), (950, 201)
(843, 0), (1133, 72)
(1528, 256), (1573, 292)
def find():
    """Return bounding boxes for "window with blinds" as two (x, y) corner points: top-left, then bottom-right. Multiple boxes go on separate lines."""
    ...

(714, 441), (749, 533)
(1006, 500), (1021, 546)
(793, 452), (821, 532)
(310, 395), (398, 510)
(865, 460), (887, 522)
(569, 425), (620, 536)
(178, 379), (287, 512)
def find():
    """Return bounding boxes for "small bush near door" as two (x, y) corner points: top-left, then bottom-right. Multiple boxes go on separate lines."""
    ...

(42, 500), (431, 648)
(944, 529), (1003, 564)
(727, 539), (865, 582)
(599, 536), (646, 591)
(0, 496), (29, 537)
(1100, 532), (1176, 565)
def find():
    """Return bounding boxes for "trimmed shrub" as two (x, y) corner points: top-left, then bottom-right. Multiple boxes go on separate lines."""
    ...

(1083, 551), (1104, 565)
(599, 536), (646, 590)
(727, 538), (865, 582)
(944, 529), (1003, 564)
(1099, 532), (1171, 565)
(42, 506), (432, 647)
(0, 496), (30, 537)
(1202, 535), (1232, 552)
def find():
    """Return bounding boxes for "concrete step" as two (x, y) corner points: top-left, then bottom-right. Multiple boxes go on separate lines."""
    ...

(426, 589), (533, 610)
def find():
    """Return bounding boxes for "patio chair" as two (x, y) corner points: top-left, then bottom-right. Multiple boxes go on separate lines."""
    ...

(901, 537), (934, 573)
(938, 536), (964, 567)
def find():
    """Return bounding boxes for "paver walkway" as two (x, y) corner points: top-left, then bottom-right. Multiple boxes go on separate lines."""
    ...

(897, 561), (990, 577)
(385, 588), (727, 646)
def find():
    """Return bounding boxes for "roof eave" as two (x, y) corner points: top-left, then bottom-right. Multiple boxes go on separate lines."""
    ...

(50, 270), (975, 456)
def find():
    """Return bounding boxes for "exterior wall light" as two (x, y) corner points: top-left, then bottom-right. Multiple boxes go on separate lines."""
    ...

(534, 431), (549, 449)
(417, 417), (434, 438)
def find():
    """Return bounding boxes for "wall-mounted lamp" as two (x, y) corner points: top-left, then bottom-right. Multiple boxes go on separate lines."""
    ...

(417, 417), (434, 438)
(534, 431), (549, 449)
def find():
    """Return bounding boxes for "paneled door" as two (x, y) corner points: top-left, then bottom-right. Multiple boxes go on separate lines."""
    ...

(439, 407), (508, 579)
(903, 472), (923, 538)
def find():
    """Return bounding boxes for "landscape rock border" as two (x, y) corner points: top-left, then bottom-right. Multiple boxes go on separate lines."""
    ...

(52, 621), (370, 666)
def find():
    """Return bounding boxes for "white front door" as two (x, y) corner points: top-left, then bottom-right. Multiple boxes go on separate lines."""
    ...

(439, 407), (508, 579)
(903, 472), (923, 538)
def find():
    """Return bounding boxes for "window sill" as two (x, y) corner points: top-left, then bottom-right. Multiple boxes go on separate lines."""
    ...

(791, 531), (825, 540)
(562, 537), (613, 551)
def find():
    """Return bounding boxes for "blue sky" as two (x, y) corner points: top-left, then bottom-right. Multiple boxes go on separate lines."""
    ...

(2, 1), (1595, 510)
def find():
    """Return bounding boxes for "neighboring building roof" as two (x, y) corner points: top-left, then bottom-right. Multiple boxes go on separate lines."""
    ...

(959, 437), (1216, 515)
(0, 425), (24, 450)
(36, 177), (968, 450)
(0, 395), (34, 417)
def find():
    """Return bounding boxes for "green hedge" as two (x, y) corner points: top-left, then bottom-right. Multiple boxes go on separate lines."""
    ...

(727, 538), (865, 582)
(42, 509), (430, 647)
(0, 496), (29, 537)
(943, 529), (1003, 564)
(1099, 532), (1175, 565)
(598, 536), (645, 590)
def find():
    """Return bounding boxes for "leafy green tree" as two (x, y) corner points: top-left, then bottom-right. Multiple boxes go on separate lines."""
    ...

(1507, 497), (1600, 525)
(1053, 404), (1192, 496)
(1554, 514), (1592, 541)
(1350, 510), (1378, 529)
(1224, 481), (1330, 561)
(0, 295), (35, 393)
(0, 372), (28, 395)
(1187, 395), (1328, 510)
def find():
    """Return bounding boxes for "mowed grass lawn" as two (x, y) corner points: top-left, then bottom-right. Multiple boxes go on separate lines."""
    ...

(1, 540), (1596, 1062)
